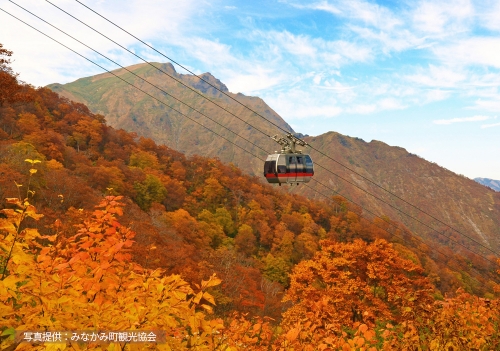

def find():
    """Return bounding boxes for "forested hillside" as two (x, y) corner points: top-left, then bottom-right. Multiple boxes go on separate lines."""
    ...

(2, 44), (500, 350)
(49, 61), (500, 258)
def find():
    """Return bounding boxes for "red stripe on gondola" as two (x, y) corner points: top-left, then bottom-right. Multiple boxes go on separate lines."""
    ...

(265, 173), (313, 178)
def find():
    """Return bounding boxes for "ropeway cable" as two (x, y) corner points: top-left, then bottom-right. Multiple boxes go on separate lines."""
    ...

(69, 0), (499, 259)
(1, 5), (497, 287)
(8, 0), (499, 266)
(43, 0), (278, 140)
(0, 8), (266, 164)
(6, 1), (270, 162)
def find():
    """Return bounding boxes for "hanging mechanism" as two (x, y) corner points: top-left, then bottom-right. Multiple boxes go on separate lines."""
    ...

(271, 133), (308, 154)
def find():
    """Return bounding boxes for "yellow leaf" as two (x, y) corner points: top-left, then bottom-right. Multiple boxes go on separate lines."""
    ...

(23, 228), (40, 241)
(57, 296), (71, 304)
(193, 291), (203, 304)
(2, 275), (20, 289)
(202, 291), (215, 305)
(0, 218), (16, 232)
(201, 274), (221, 289)
(12, 250), (32, 265)
(16, 264), (30, 275)
(44, 342), (67, 351)
(0, 283), (8, 298)
(200, 304), (213, 313)
(25, 205), (43, 220)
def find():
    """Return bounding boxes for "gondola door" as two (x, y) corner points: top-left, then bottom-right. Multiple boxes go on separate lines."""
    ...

(277, 155), (287, 184)
(296, 155), (305, 183)
(287, 155), (297, 183)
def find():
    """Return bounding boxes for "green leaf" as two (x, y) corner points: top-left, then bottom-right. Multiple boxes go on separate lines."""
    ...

(1, 327), (15, 341)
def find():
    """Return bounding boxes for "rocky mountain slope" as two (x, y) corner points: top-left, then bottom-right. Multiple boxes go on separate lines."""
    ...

(48, 63), (500, 256)
(48, 62), (292, 174)
(305, 132), (500, 256)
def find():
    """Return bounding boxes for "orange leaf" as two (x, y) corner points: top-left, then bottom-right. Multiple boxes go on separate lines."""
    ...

(285, 328), (300, 342)
(358, 324), (368, 334)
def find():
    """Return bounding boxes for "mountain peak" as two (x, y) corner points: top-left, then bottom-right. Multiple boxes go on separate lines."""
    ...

(190, 72), (229, 95)
(45, 62), (500, 256)
(155, 62), (177, 74)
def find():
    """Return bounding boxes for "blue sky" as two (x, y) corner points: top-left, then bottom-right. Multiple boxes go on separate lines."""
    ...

(1, 0), (499, 179)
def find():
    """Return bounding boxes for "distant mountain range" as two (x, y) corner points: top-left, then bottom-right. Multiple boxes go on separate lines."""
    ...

(475, 178), (500, 192)
(48, 62), (500, 255)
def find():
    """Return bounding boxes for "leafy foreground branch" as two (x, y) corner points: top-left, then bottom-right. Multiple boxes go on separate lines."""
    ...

(1, 196), (500, 350)
(1, 196), (224, 350)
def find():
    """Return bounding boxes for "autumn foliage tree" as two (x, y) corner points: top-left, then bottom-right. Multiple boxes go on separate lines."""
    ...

(282, 239), (435, 333)
(0, 44), (32, 107)
(1, 43), (500, 350)
(273, 242), (500, 351)
(0, 194), (223, 350)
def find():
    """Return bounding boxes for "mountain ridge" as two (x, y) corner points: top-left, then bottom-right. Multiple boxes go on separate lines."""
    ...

(475, 177), (500, 192)
(47, 62), (500, 255)
(3, 41), (500, 351)
(48, 61), (294, 159)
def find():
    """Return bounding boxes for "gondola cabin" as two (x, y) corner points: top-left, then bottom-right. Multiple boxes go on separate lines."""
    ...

(264, 153), (314, 184)
(264, 133), (314, 185)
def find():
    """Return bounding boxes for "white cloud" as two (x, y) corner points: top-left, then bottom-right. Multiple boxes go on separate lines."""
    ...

(348, 104), (376, 114)
(348, 25), (421, 54)
(318, 79), (354, 91)
(294, 1), (417, 56)
(303, 0), (402, 31)
(411, 0), (473, 35)
(276, 32), (318, 57)
(378, 97), (406, 110)
(261, 84), (347, 120)
(313, 74), (322, 85)
(258, 30), (372, 67)
(481, 122), (500, 128)
(326, 40), (372, 62)
(406, 65), (466, 88)
(345, 96), (406, 114)
(308, 1), (341, 15)
(472, 99), (500, 111)
(177, 37), (235, 67)
(0, 0), (202, 86)
(424, 89), (452, 103)
(476, 0), (500, 32)
(224, 69), (287, 94)
(433, 38), (500, 68)
(433, 115), (492, 125)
